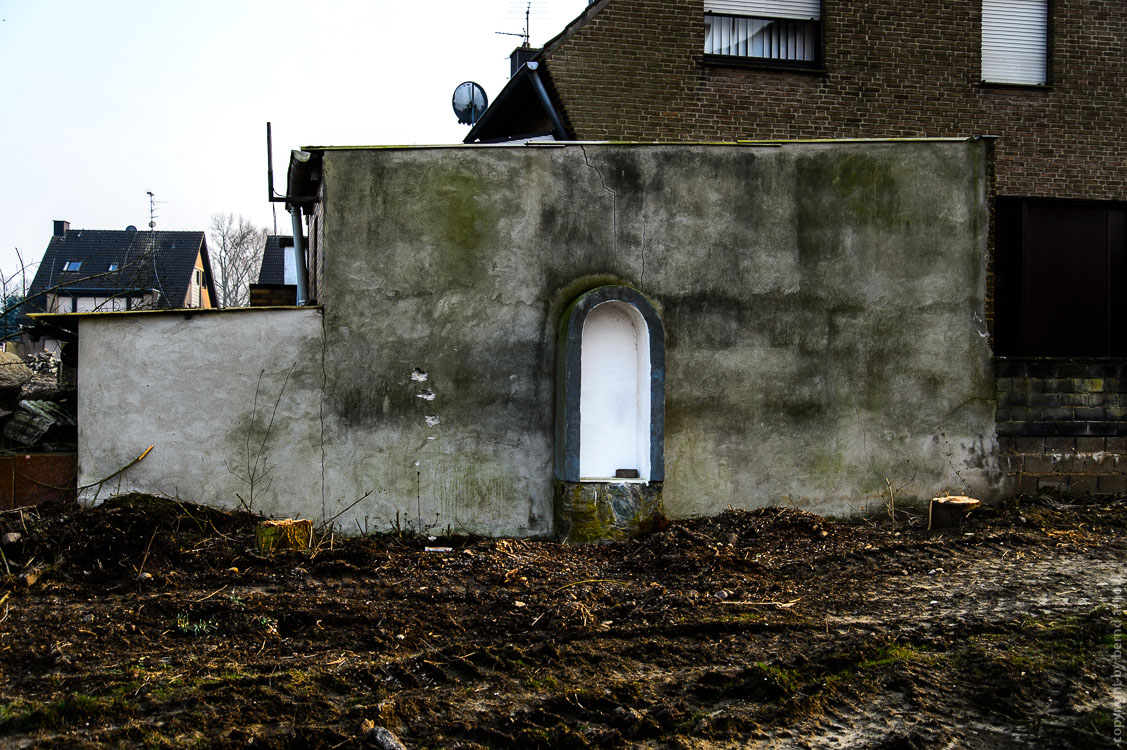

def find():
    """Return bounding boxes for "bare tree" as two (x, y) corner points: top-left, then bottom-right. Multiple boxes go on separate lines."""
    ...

(0, 250), (36, 347)
(208, 213), (267, 308)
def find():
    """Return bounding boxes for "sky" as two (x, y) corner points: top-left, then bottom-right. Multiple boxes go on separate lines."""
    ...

(0, 0), (590, 281)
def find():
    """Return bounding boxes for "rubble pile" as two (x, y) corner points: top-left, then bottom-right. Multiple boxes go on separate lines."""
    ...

(0, 351), (76, 452)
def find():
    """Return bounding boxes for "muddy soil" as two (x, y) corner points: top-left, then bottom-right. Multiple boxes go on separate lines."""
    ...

(0, 494), (1123, 748)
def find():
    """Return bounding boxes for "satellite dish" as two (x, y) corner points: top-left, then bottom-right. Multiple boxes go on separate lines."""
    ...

(452, 82), (488, 126)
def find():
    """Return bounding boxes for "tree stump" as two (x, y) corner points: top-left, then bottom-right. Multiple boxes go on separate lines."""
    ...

(928, 496), (981, 530)
(255, 519), (313, 552)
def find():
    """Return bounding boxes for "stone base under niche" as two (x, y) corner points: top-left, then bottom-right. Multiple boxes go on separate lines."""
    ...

(554, 480), (664, 544)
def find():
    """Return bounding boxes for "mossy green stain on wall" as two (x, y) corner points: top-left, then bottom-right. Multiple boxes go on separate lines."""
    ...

(429, 172), (498, 290)
(313, 142), (998, 533)
(435, 174), (484, 249)
(794, 151), (907, 273)
(796, 151), (902, 227)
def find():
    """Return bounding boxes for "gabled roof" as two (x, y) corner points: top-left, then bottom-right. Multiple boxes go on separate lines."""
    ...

(463, 64), (561, 143)
(23, 229), (215, 314)
(256, 235), (294, 285)
(463, 0), (607, 143)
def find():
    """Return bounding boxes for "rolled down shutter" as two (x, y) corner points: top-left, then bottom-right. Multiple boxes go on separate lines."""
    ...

(982, 0), (1047, 84)
(704, 0), (820, 20)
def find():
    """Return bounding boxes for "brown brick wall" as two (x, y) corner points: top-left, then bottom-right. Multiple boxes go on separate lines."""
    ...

(248, 285), (298, 307)
(998, 436), (1127, 494)
(545, 0), (1126, 201)
(997, 359), (1127, 437)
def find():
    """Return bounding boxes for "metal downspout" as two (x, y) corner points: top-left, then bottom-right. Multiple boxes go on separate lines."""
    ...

(526, 62), (569, 140)
(289, 206), (310, 305)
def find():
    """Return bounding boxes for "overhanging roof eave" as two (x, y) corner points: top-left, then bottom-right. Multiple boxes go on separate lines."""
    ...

(464, 66), (545, 144)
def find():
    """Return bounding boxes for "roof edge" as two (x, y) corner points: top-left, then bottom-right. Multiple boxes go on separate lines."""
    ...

(295, 137), (983, 152)
(30, 305), (324, 333)
(540, 0), (612, 58)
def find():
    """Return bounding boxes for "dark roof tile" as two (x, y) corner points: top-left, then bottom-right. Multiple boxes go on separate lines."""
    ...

(24, 229), (216, 314)
(257, 235), (293, 285)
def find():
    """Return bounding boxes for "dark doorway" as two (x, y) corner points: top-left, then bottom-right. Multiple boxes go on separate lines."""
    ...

(995, 198), (1127, 356)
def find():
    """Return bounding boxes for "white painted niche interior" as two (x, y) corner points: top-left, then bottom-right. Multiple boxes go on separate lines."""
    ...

(579, 301), (651, 481)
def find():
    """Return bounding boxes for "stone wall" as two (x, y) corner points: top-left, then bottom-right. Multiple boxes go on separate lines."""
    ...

(78, 142), (1004, 535)
(996, 359), (1127, 438)
(314, 140), (1002, 531)
(998, 436), (1127, 495)
(539, 0), (1125, 338)
(996, 358), (1127, 494)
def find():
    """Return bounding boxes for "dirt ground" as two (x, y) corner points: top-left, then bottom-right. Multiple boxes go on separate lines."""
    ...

(0, 493), (1123, 749)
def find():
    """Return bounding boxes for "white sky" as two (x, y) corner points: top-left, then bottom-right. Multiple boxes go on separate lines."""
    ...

(0, 0), (589, 279)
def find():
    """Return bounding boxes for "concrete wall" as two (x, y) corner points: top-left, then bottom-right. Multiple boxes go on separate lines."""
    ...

(78, 309), (326, 520)
(77, 142), (1002, 535)
(312, 140), (1002, 533)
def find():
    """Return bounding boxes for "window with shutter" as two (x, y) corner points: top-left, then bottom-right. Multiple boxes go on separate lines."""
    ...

(982, 0), (1048, 85)
(704, 0), (821, 65)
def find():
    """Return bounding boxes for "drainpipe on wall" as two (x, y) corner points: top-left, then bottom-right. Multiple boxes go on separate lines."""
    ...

(289, 205), (309, 306)
(526, 62), (569, 140)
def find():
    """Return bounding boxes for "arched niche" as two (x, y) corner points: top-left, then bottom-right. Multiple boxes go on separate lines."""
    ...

(555, 286), (665, 483)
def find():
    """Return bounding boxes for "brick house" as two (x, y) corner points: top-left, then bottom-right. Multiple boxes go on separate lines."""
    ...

(467, 0), (1127, 493)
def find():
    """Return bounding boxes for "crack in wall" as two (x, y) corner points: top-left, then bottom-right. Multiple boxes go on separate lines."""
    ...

(640, 190), (648, 288)
(640, 221), (647, 287)
(579, 145), (617, 259)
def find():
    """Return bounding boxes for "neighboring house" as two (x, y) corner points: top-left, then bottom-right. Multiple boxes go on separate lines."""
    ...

(23, 221), (217, 352)
(255, 235), (295, 286)
(467, 0), (1127, 491)
(249, 235), (298, 307)
(71, 140), (1002, 538)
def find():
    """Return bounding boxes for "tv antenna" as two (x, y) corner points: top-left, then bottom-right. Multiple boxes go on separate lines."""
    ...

(496, 1), (531, 47)
(145, 190), (166, 230)
(452, 82), (489, 126)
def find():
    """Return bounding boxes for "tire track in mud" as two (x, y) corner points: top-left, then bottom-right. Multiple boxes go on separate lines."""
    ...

(773, 543), (1126, 750)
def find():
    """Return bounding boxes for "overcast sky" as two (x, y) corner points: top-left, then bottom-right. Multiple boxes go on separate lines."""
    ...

(0, 0), (589, 280)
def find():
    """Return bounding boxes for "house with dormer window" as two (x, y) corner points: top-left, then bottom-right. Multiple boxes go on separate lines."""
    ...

(21, 220), (217, 353)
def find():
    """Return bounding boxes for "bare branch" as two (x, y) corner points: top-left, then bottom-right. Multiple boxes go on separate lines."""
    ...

(208, 213), (267, 308)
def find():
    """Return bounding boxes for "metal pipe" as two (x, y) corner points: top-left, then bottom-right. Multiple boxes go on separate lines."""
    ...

(267, 122), (276, 201)
(289, 206), (310, 305)
(526, 62), (569, 140)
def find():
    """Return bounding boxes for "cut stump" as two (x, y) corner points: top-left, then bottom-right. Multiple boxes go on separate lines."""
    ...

(928, 496), (981, 530)
(256, 519), (313, 552)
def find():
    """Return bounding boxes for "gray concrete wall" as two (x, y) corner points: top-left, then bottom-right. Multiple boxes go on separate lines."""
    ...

(77, 309), (326, 520)
(314, 140), (1002, 533)
(76, 142), (1002, 535)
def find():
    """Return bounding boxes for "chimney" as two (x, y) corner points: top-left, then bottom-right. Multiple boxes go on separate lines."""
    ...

(510, 46), (540, 78)
(53, 220), (69, 237)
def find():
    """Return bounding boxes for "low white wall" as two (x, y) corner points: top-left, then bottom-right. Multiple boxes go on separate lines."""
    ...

(77, 309), (325, 521)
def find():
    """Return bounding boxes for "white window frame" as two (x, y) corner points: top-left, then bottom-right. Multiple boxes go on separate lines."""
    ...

(982, 0), (1048, 85)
